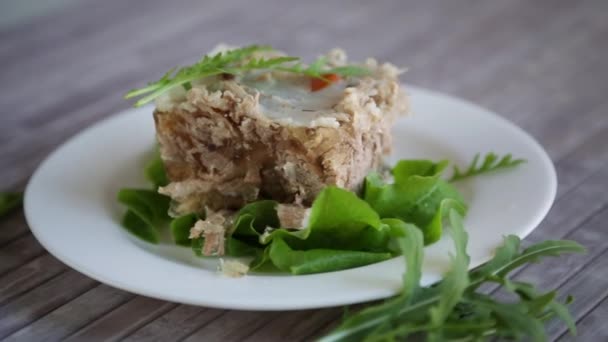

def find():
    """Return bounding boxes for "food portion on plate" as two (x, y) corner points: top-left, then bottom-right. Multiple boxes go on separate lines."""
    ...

(120, 44), (524, 276)
(153, 46), (407, 214)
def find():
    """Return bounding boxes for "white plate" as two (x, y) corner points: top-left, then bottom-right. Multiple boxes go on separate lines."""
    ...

(24, 87), (556, 311)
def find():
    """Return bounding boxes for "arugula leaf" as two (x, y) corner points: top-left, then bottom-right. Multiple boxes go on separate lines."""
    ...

(268, 237), (392, 275)
(469, 238), (586, 285)
(117, 189), (171, 243)
(145, 148), (168, 188)
(278, 56), (369, 79)
(449, 153), (526, 182)
(364, 160), (467, 244)
(322, 212), (586, 342)
(170, 213), (198, 246)
(468, 293), (547, 342)
(394, 221), (425, 300)
(428, 211), (470, 339)
(125, 45), (275, 106)
(125, 45), (368, 107)
(548, 296), (578, 335)
(319, 225), (428, 342)
(0, 192), (23, 217)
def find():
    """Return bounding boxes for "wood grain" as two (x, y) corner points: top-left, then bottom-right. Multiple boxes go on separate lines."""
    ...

(0, 0), (607, 341)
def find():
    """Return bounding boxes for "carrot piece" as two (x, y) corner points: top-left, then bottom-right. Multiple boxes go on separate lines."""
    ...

(310, 73), (340, 92)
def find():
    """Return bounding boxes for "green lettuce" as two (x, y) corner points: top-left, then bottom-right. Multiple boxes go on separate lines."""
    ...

(262, 187), (391, 252)
(364, 160), (467, 244)
(170, 213), (198, 246)
(117, 189), (170, 243)
(237, 187), (397, 274)
(268, 237), (392, 275)
(116, 152), (524, 276)
(145, 148), (169, 188)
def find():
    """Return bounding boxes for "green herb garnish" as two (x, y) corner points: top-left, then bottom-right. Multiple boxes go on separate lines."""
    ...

(0, 192), (23, 217)
(277, 56), (370, 79)
(320, 211), (585, 342)
(450, 153), (526, 182)
(125, 45), (370, 107)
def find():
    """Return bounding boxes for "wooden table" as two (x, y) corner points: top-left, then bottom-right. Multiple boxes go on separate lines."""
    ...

(1, 0), (607, 340)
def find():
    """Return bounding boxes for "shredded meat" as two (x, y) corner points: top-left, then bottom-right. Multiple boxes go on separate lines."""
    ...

(277, 204), (310, 229)
(189, 210), (231, 256)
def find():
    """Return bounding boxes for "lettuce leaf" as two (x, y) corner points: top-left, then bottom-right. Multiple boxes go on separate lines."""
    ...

(170, 213), (198, 246)
(145, 148), (169, 188)
(364, 160), (467, 245)
(261, 187), (392, 252)
(268, 237), (392, 275)
(117, 189), (170, 243)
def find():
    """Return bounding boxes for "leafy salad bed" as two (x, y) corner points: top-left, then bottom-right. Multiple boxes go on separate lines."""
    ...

(117, 151), (523, 275)
(115, 152), (585, 340)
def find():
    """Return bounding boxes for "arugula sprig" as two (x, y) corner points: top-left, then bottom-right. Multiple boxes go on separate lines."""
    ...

(450, 153), (526, 182)
(320, 211), (586, 342)
(124, 45), (369, 107)
(277, 56), (370, 80)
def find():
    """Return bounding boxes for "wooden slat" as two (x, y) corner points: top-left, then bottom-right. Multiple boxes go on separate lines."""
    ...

(63, 297), (176, 341)
(0, 234), (44, 275)
(0, 270), (97, 338)
(245, 308), (343, 342)
(181, 311), (281, 342)
(0, 253), (66, 305)
(0, 211), (28, 246)
(4, 284), (133, 342)
(125, 306), (225, 342)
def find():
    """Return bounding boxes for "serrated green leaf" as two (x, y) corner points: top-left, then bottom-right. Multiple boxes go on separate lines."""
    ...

(395, 221), (425, 300)
(548, 297), (578, 335)
(449, 152), (526, 182)
(125, 45), (368, 107)
(469, 294), (547, 342)
(428, 211), (470, 339)
(496, 240), (586, 278)
(469, 235), (520, 285)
